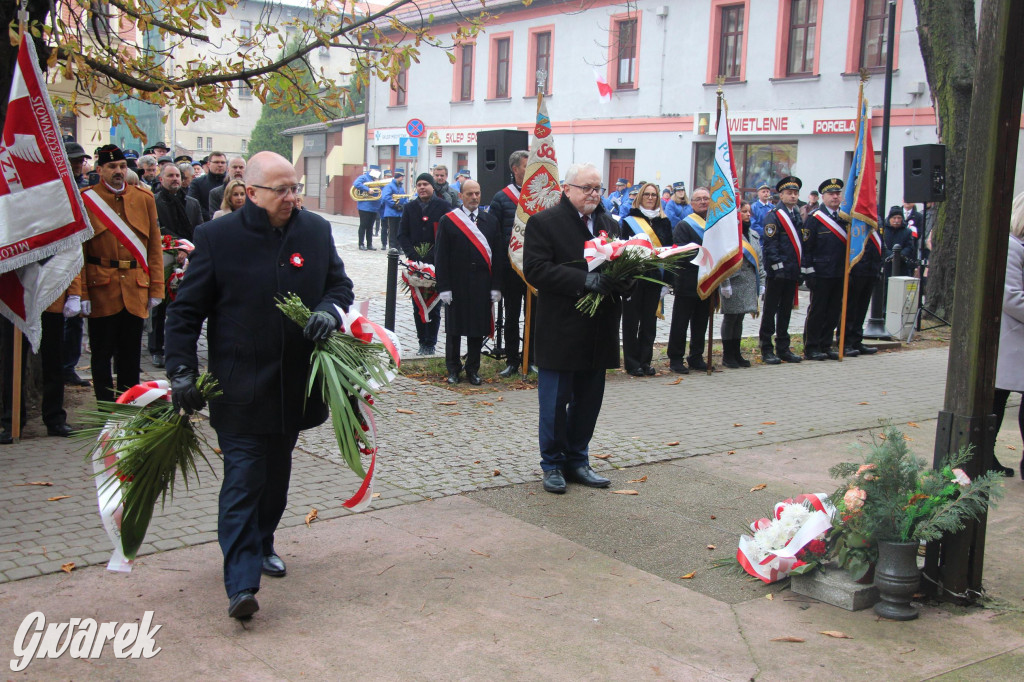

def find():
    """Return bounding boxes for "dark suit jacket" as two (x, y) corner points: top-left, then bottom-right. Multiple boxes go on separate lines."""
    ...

(398, 196), (450, 263)
(523, 194), (621, 372)
(164, 199), (354, 434)
(435, 208), (504, 337)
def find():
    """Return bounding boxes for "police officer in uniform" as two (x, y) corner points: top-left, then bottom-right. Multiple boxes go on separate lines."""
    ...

(802, 179), (847, 360)
(758, 176), (805, 365)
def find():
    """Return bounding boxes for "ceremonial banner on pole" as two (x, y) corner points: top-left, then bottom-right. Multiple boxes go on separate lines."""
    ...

(696, 100), (743, 299)
(840, 93), (877, 268)
(0, 37), (92, 351)
(508, 95), (561, 288)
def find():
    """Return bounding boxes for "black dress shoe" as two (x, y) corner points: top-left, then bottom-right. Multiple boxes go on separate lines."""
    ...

(670, 362), (690, 374)
(843, 347), (861, 357)
(804, 350), (828, 361)
(563, 464), (611, 488)
(542, 470), (566, 494)
(367, 246), (377, 251)
(467, 373), (482, 386)
(262, 554), (286, 577)
(643, 365), (657, 376)
(778, 350), (803, 363)
(0, 430), (12, 445)
(529, 364), (539, 374)
(358, 245), (366, 250)
(761, 349), (782, 365)
(151, 353), (165, 368)
(855, 343), (878, 355)
(688, 357), (708, 371)
(826, 349), (840, 360)
(498, 363), (518, 378)
(65, 372), (91, 387)
(446, 373), (460, 385)
(228, 590), (260, 619)
(627, 367), (645, 377)
(46, 423), (73, 437)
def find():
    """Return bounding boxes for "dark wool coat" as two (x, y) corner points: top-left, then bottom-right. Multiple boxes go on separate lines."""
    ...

(398, 196), (451, 263)
(154, 188), (202, 241)
(434, 209), (504, 337)
(164, 199), (354, 434)
(523, 194), (621, 372)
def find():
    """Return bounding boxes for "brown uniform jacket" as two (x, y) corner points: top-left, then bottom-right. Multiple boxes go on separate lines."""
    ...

(80, 183), (164, 318)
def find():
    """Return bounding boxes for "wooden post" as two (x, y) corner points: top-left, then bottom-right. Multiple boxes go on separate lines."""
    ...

(521, 292), (533, 377)
(706, 78), (724, 375)
(923, 0), (1024, 600)
(838, 77), (867, 362)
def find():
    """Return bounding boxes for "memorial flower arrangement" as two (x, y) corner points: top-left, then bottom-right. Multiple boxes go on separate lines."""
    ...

(575, 232), (705, 316)
(828, 424), (1004, 545)
(400, 244), (439, 322)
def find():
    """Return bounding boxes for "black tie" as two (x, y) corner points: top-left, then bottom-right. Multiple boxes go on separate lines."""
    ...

(469, 212), (476, 223)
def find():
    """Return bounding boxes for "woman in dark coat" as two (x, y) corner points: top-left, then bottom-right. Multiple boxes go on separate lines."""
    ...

(621, 182), (673, 376)
(883, 206), (917, 277)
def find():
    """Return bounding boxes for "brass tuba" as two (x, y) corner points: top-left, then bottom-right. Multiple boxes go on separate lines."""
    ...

(350, 179), (390, 201)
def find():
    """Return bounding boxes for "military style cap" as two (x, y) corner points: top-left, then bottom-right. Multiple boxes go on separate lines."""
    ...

(123, 149), (139, 161)
(673, 181), (686, 191)
(174, 155), (193, 164)
(95, 144), (126, 166)
(757, 183), (771, 191)
(616, 178), (628, 186)
(818, 178), (844, 194)
(152, 141), (169, 150)
(628, 185), (640, 196)
(393, 169), (405, 177)
(775, 176), (802, 192)
(457, 169), (471, 178)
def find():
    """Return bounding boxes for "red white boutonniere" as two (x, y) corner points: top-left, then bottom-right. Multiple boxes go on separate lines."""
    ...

(290, 253), (304, 268)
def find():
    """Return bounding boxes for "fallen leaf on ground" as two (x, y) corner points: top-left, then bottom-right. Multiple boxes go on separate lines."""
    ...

(47, 496), (71, 502)
(474, 460), (481, 464)
(750, 484), (767, 492)
(710, 515), (716, 519)
(733, 423), (743, 427)
(857, 401), (870, 405)
(903, 435), (914, 441)
(438, 401), (457, 406)
(771, 636), (805, 643)
(1008, 445), (1017, 451)
(907, 422), (920, 428)
(666, 441), (680, 446)
(627, 476), (648, 483)
(878, 433), (888, 440)
(13, 481), (52, 487)
(766, 593), (774, 601)
(479, 401), (494, 406)
(396, 408), (417, 415)
(679, 571), (696, 579)
(667, 378), (683, 385)
(305, 508), (318, 527)
(612, 490), (639, 495)
(706, 544), (716, 550)
(372, 492), (381, 498)
(470, 549), (490, 557)
(593, 454), (612, 460)
(404, 391), (418, 395)
(820, 631), (853, 639)
(424, 432), (434, 436)
(493, 469), (500, 476)
(727, 450), (736, 455)
(757, 431), (764, 435)
(762, 421), (776, 425)
(213, 448), (222, 455)
(61, 562), (74, 574)
(445, 412), (462, 416)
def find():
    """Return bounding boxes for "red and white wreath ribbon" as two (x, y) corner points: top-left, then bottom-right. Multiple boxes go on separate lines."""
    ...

(401, 260), (440, 322)
(657, 243), (713, 269)
(583, 233), (712, 273)
(736, 492), (836, 584)
(92, 380), (171, 573)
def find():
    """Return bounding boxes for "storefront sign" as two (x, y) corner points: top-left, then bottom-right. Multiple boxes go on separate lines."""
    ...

(425, 128), (479, 146)
(699, 109), (858, 136)
(372, 128), (406, 146)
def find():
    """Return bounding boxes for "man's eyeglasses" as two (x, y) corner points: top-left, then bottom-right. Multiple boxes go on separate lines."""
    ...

(565, 183), (605, 195)
(250, 183), (304, 197)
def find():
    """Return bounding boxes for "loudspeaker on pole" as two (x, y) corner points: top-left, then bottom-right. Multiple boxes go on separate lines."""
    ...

(903, 144), (946, 203)
(476, 129), (529, 204)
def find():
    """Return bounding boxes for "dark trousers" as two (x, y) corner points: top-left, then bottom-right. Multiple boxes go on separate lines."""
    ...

(667, 295), (710, 362)
(148, 300), (167, 355)
(216, 430), (298, 598)
(0, 318), (26, 432)
(412, 299), (441, 346)
(994, 388), (1024, 445)
(804, 277), (844, 352)
(501, 269), (535, 364)
(843, 276), (876, 348)
(62, 316), (84, 379)
(622, 279), (662, 371)
(537, 368), (606, 472)
(40, 312), (67, 428)
(357, 210), (377, 248)
(445, 330), (483, 375)
(88, 309), (144, 403)
(721, 312), (745, 340)
(385, 217), (401, 253)
(759, 278), (797, 351)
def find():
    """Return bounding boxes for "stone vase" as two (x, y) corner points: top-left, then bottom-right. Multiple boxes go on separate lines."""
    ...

(873, 540), (921, 620)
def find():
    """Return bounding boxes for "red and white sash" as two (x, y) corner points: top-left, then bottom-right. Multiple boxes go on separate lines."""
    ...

(813, 210), (847, 241)
(81, 189), (149, 274)
(447, 209), (492, 272)
(776, 209), (802, 261)
(502, 184), (520, 203)
(869, 231), (883, 255)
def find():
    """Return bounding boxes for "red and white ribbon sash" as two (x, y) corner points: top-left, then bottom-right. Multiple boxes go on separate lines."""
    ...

(501, 184), (520, 203)
(869, 230), (883, 255)
(776, 209), (802, 262)
(446, 209), (491, 272)
(582, 233), (656, 272)
(813, 211), (847, 241)
(334, 302), (402, 370)
(81, 190), (150, 274)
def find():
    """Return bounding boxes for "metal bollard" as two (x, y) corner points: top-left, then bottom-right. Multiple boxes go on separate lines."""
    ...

(385, 248), (399, 331)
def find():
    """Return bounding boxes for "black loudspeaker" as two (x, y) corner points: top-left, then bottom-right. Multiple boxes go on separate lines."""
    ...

(903, 144), (946, 203)
(477, 129), (529, 203)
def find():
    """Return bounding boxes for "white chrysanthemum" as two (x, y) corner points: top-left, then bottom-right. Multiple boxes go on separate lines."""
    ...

(623, 244), (654, 258)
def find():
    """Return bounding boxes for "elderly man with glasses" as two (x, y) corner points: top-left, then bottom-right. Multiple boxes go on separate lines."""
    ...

(165, 151), (354, 621)
(524, 162), (629, 495)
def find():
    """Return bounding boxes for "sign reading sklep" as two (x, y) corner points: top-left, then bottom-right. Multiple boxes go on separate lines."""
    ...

(696, 108), (859, 136)
(10, 611), (162, 672)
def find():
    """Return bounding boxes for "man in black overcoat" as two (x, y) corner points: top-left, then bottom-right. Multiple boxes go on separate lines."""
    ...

(398, 173), (451, 355)
(164, 152), (354, 620)
(435, 180), (504, 385)
(524, 162), (627, 494)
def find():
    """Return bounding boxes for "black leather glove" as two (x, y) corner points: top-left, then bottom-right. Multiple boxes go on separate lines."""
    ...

(584, 272), (612, 296)
(168, 366), (205, 415)
(303, 310), (336, 342)
(612, 277), (637, 297)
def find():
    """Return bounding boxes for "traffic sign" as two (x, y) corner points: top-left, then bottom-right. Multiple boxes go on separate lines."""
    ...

(406, 118), (425, 138)
(398, 137), (419, 157)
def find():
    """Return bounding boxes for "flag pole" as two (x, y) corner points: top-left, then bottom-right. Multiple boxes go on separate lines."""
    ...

(707, 78), (725, 375)
(839, 77), (867, 361)
(520, 70), (547, 378)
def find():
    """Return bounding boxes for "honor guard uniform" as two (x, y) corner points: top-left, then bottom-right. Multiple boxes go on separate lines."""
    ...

(758, 176), (805, 365)
(802, 178), (847, 360)
(843, 224), (884, 356)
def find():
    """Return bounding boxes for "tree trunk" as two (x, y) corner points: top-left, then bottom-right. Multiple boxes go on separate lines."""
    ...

(912, 0), (978, 318)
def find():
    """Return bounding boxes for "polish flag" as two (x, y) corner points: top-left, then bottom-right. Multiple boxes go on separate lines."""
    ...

(594, 69), (612, 103)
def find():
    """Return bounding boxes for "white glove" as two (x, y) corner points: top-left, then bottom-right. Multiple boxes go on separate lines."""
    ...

(439, 290), (452, 304)
(490, 290), (501, 303)
(63, 295), (81, 319)
(660, 286), (670, 298)
(720, 283), (733, 299)
(759, 285), (766, 297)
(81, 299), (92, 317)
(148, 297), (162, 311)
